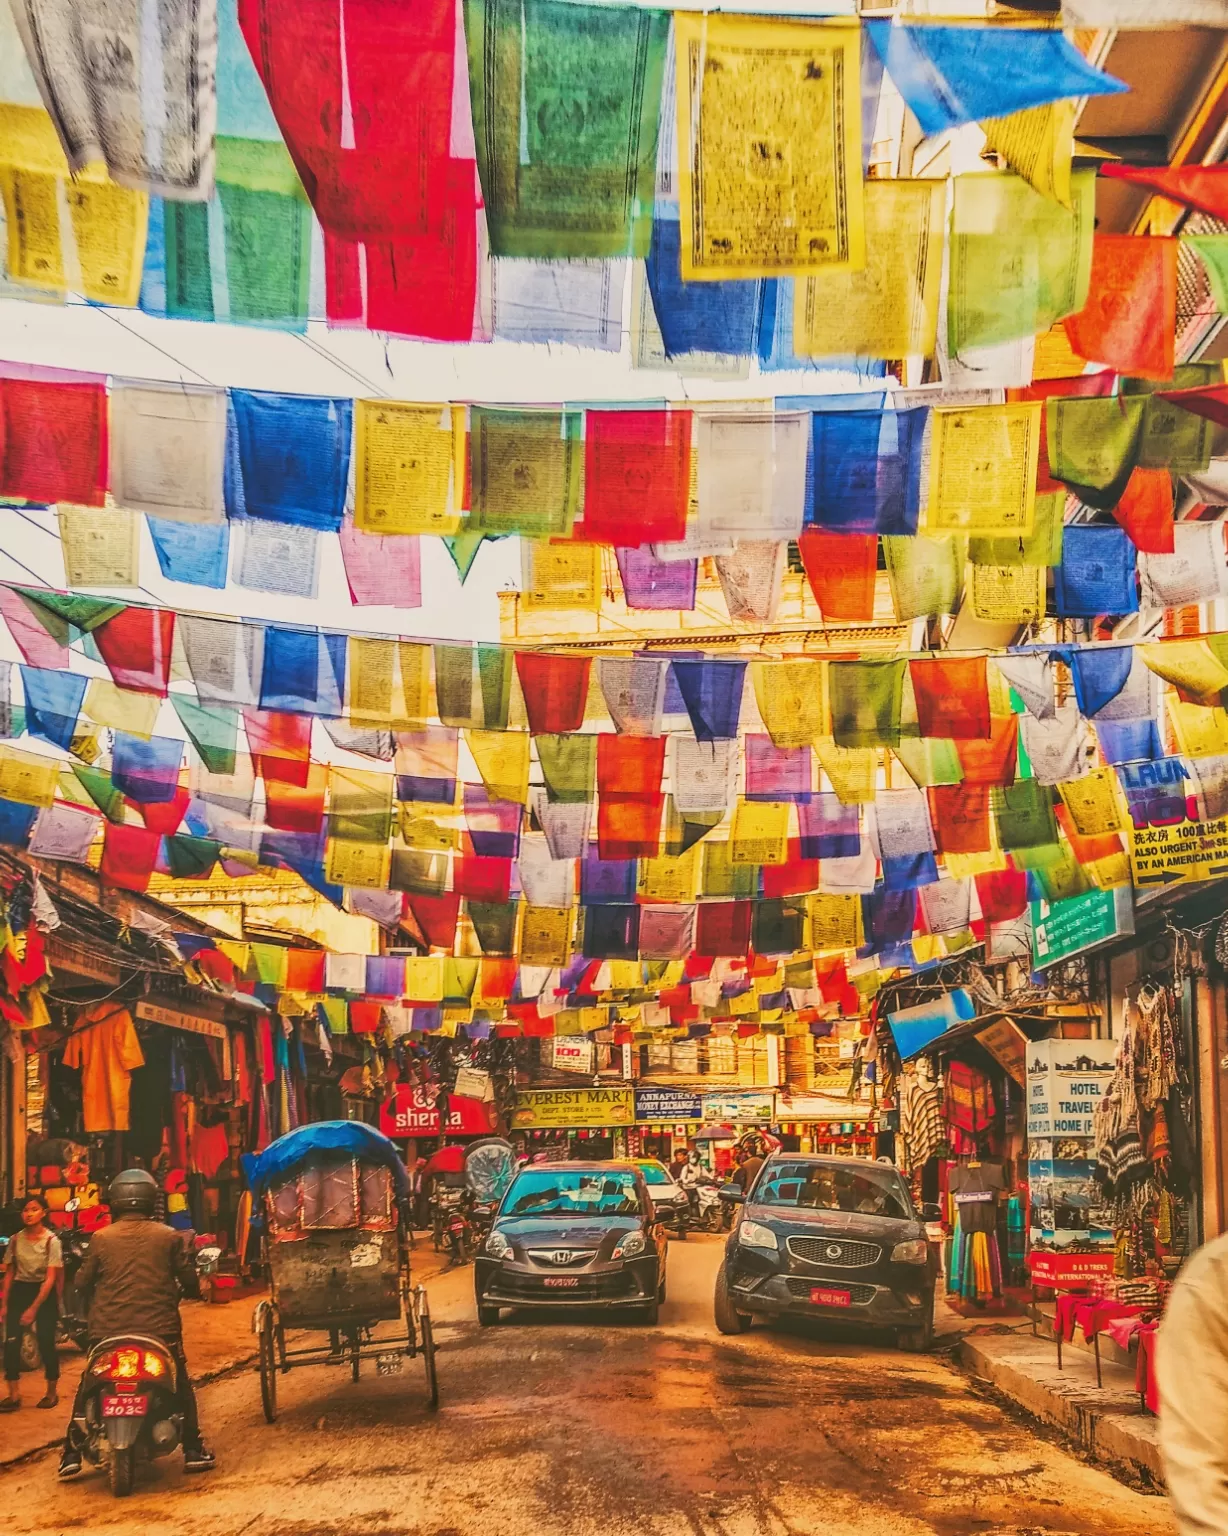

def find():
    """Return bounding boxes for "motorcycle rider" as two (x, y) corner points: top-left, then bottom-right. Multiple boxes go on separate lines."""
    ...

(58, 1170), (215, 1479)
(678, 1149), (707, 1225)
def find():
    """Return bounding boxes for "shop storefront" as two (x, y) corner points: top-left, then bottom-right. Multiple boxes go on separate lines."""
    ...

(378, 1082), (498, 1166)
(511, 1085), (634, 1161)
(626, 1086), (702, 1163)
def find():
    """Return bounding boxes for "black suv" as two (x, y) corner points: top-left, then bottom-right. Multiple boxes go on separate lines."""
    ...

(714, 1154), (937, 1350)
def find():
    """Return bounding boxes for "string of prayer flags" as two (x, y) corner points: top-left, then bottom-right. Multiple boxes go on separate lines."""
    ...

(994, 780), (1059, 852)
(863, 22), (1125, 137)
(1054, 525), (1139, 618)
(615, 548), (697, 612)
(695, 900), (753, 959)
(244, 708), (313, 787)
(171, 696), (238, 776)
(925, 403), (1041, 537)
(344, 639), (429, 729)
(466, 0), (667, 258)
(514, 652), (592, 737)
(353, 403), (462, 536)
(969, 489), (1064, 569)
(394, 727), (458, 805)
(469, 409), (582, 537)
(597, 735), (665, 800)
(829, 659), (905, 751)
(927, 783), (991, 856)
(227, 391), (352, 531)
(989, 657), (1053, 722)
(597, 794), (663, 862)
(970, 564), (1046, 626)
(10, 0), (218, 198)
(1066, 645), (1134, 719)
(646, 219), (762, 360)
(947, 171), (1094, 354)
(795, 180), (945, 360)
(1064, 237), (1178, 383)
(673, 14), (864, 280)
(0, 590), (67, 670)
(338, 524), (422, 609)
(796, 531), (876, 623)
(467, 731), (530, 807)
(1020, 705), (1090, 786)
(582, 411), (691, 546)
(1141, 638), (1228, 701)
(809, 409), (926, 536)
(522, 542), (601, 613)
(0, 372), (108, 505)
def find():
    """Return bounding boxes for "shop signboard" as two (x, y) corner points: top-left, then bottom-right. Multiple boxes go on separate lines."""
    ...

(1027, 1135), (1114, 1251)
(549, 1037), (595, 1075)
(1026, 1250), (1117, 1286)
(974, 1018), (1027, 1086)
(379, 1085), (496, 1138)
(511, 1086), (634, 1130)
(634, 1087), (703, 1123)
(1121, 758), (1228, 887)
(136, 997), (231, 1078)
(1026, 1038), (1115, 1138)
(776, 1092), (868, 1123)
(701, 1091), (775, 1124)
(1031, 886), (1133, 970)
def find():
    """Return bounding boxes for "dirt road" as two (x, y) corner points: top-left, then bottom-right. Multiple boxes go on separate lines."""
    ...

(0, 1236), (1173, 1535)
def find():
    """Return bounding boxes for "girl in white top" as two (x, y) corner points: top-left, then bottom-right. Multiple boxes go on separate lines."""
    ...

(1, 1195), (63, 1411)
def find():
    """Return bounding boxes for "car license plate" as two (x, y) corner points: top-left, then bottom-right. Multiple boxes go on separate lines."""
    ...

(810, 1287), (852, 1308)
(102, 1395), (148, 1417)
(376, 1353), (404, 1376)
(543, 1276), (580, 1288)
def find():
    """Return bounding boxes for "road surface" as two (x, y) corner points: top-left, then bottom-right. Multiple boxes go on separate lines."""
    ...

(0, 1235), (1174, 1535)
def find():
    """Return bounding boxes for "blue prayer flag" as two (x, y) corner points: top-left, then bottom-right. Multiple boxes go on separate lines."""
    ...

(808, 408), (926, 536)
(1054, 526), (1138, 619)
(671, 659), (747, 742)
(1065, 645), (1133, 718)
(881, 851), (939, 892)
(866, 886), (917, 948)
(647, 217), (760, 360)
(580, 849), (639, 905)
(111, 734), (184, 804)
(227, 390), (352, 530)
(864, 21), (1127, 137)
(147, 516), (231, 589)
(1095, 718), (1162, 766)
(20, 667), (86, 751)
(0, 799), (37, 847)
(259, 628), (346, 716)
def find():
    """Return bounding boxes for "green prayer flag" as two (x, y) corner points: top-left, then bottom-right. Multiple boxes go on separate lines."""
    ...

(1045, 395), (1146, 509)
(883, 535), (966, 620)
(1185, 234), (1228, 315)
(317, 996), (349, 1034)
(663, 797), (723, 856)
(389, 847), (449, 895)
(478, 645), (513, 729)
(442, 533), (496, 582)
(466, 0), (668, 257)
(328, 770), (394, 844)
(1137, 394), (1213, 474)
(468, 900), (520, 956)
(1034, 845), (1091, 903)
(171, 695), (237, 775)
(443, 957), (481, 1000)
(164, 834), (220, 880)
(536, 733), (596, 803)
(15, 589), (125, 644)
(892, 737), (963, 788)
(947, 169), (1094, 353)
(970, 489), (1064, 568)
(829, 658), (906, 750)
(993, 780), (1058, 850)
(71, 764), (125, 822)
(469, 409), (582, 536)
(701, 839), (757, 899)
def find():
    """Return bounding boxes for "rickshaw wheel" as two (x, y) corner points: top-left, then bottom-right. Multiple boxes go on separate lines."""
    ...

(257, 1306), (278, 1423)
(350, 1331), (361, 1382)
(416, 1287), (439, 1409)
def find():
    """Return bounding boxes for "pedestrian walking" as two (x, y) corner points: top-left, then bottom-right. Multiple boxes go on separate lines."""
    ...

(1157, 1229), (1228, 1532)
(1, 1195), (62, 1413)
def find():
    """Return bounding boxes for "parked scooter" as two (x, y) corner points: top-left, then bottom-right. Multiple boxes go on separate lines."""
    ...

(431, 1182), (473, 1265)
(56, 1226), (93, 1351)
(69, 1334), (184, 1496)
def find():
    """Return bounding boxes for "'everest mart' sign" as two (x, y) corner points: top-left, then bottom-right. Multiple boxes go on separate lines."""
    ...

(1026, 1038), (1115, 1139)
(1031, 886), (1133, 970)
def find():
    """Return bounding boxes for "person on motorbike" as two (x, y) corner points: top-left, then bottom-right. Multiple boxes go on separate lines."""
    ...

(1, 1194), (62, 1413)
(58, 1170), (214, 1480)
(678, 1151), (707, 1223)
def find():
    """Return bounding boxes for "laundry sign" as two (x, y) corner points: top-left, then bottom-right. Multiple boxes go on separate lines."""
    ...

(1025, 1037), (1115, 1138)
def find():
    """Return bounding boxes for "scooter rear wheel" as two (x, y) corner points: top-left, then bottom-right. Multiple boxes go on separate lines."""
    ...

(108, 1445), (135, 1497)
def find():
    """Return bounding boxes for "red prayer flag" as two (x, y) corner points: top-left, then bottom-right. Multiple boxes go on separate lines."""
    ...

(797, 530), (877, 621)
(927, 784), (992, 855)
(1111, 467), (1174, 555)
(1064, 235), (1178, 383)
(244, 710), (313, 787)
(453, 855), (512, 903)
(1100, 162), (1228, 224)
(695, 901), (753, 958)
(975, 869), (1028, 924)
(238, 0), (460, 238)
(0, 376), (108, 505)
(909, 657), (991, 740)
(265, 765), (328, 833)
(597, 794), (663, 860)
(406, 890), (461, 950)
(597, 734), (666, 798)
(955, 715), (1018, 787)
(135, 786), (190, 836)
(350, 1002), (384, 1033)
(582, 411), (691, 546)
(285, 949), (326, 991)
(93, 607), (176, 696)
(100, 823), (161, 892)
(1155, 384), (1228, 430)
(514, 651), (592, 734)
(761, 844), (819, 898)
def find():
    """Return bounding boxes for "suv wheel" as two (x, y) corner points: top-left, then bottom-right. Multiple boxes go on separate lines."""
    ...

(897, 1301), (934, 1353)
(477, 1303), (500, 1327)
(713, 1263), (752, 1335)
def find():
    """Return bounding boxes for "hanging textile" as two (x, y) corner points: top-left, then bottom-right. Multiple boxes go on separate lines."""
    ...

(927, 784), (992, 857)
(0, 372), (107, 505)
(93, 607), (176, 696)
(582, 411), (691, 546)
(1139, 522), (1228, 610)
(744, 738), (811, 803)
(926, 403), (1042, 537)
(695, 411), (807, 543)
(148, 519), (230, 589)
(957, 715), (1019, 787)
(751, 659), (827, 750)
(514, 652), (592, 736)
(1046, 394), (1145, 509)
(671, 739), (738, 814)
(1067, 645), (1134, 719)
(11, 0), (218, 197)
(228, 390), (352, 530)
(469, 409), (582, 537)
(909, 658), (990, 741)
(1020, 705), (1090, 786)
(109, 380), (227, 525)
(339, 524), (422, 609)
(597, 658), (667, 738)
(492, 258), (626, 351)
(808, 408), (926, 536)
(645, 217), (761, 360)
(1111, 468), (1174, 556)
(394, 727), (458, 805)
(715, 543), (785, 625)
(1054, 525), (1139, 618)
(883, 534), (966, 621)
(58, 504), (139, 589)
(994, 780), (1059, 851)
(671, 659), (747, 743)
(695, 901), (753, 959)
(535, 736), (596, 804)
(259, 629), (345, 716)
(615, 548), (697, 612)
(796, 530), (877, 622)
(797, 794), (859, 861)
(245, 709), (313, 786)
(466, 0), (667, 257)
(829, 659), (906, 750)
(1064, 236), (1178, 382)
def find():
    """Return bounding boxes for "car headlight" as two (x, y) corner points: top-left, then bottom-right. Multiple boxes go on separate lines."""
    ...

(738, 1220), (778, 1251)
(891, 1239), (929, 1265)
(613, 1231), (646, 1259)
(485, 1230), (511, 1259)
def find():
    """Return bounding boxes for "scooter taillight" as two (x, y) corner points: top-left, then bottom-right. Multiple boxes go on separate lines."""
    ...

(92, 1347), (168, 1380)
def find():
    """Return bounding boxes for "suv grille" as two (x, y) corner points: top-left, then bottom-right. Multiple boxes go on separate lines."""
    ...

(785, 1278), (876, 1305)
(786, 1237), (881, 1268)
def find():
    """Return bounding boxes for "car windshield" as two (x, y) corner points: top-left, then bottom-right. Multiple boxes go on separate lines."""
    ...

(754, 1162), (912, 1220)
(504, 1169), (643, 1216)
(636, 1163), (672, 1186)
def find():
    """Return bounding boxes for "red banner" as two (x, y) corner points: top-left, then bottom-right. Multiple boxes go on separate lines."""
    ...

(379, 1085), (496, 1139)
(1026, 1250), (1116, 1287)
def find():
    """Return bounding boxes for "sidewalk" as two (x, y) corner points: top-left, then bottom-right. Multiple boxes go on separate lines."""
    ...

(0, 1234), (452, 1468)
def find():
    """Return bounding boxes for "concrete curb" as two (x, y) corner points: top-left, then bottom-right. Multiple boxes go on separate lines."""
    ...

(960, 1330), (1164, 1487)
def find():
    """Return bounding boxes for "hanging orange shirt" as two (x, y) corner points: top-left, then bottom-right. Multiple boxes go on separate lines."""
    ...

(62, 1002), (145, 1132)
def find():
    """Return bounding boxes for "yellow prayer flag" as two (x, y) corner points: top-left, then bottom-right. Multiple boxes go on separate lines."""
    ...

(399, 810), (458, 851)
(58, 504), (139, 587)
(404, 956), (445, 1001)
(607, 960), (642, 991)
(84, 679), (160, 739)
(730, 801), (790, 865)
(328, 765), (394, 843)
(971, 564), (1046, 624)
(945, 849), (1007, 879)
(808, 892), (863, 950)
(673, 14), (864, 280)
(1168, 698), (1228, 760)
(0, 746), (60, 808)
(637, 847), (701, 903)
(348, 639), (431, 726)
(982, 99), (1076, 209)
(926, 402), (1042, 536)
(467, 729), (530, 805)
(1031, 321), (1090, 382)
(751, 659), (827, 749)
(1142, 641), (1228, 703)
(216, 940), (252, 974)
(1089, 852), (1131, 890)
(814, 737), (877, 804)
(521, 540), (602, 610)
(911, 935), (944, 964)
(1058, 768), (1124, 836)
(795, 179), (945, 358)
(442, 1006), (473, 1029)
(323, 838), (391, 889)
(0, 106), (147, 307)
(354, 401), (463, 534)
(521, 905), (573, 967)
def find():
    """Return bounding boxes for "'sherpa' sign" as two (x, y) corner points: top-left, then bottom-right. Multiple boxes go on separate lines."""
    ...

(1026, 1038), (1115, 1139)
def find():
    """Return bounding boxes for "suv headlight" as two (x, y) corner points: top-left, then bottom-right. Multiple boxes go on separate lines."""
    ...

(891, 1239), (929, 1265)
(485, 1230), (511, 1259)
(613, 1231), (646, 1259)
(738, 1220), (778, 1251)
